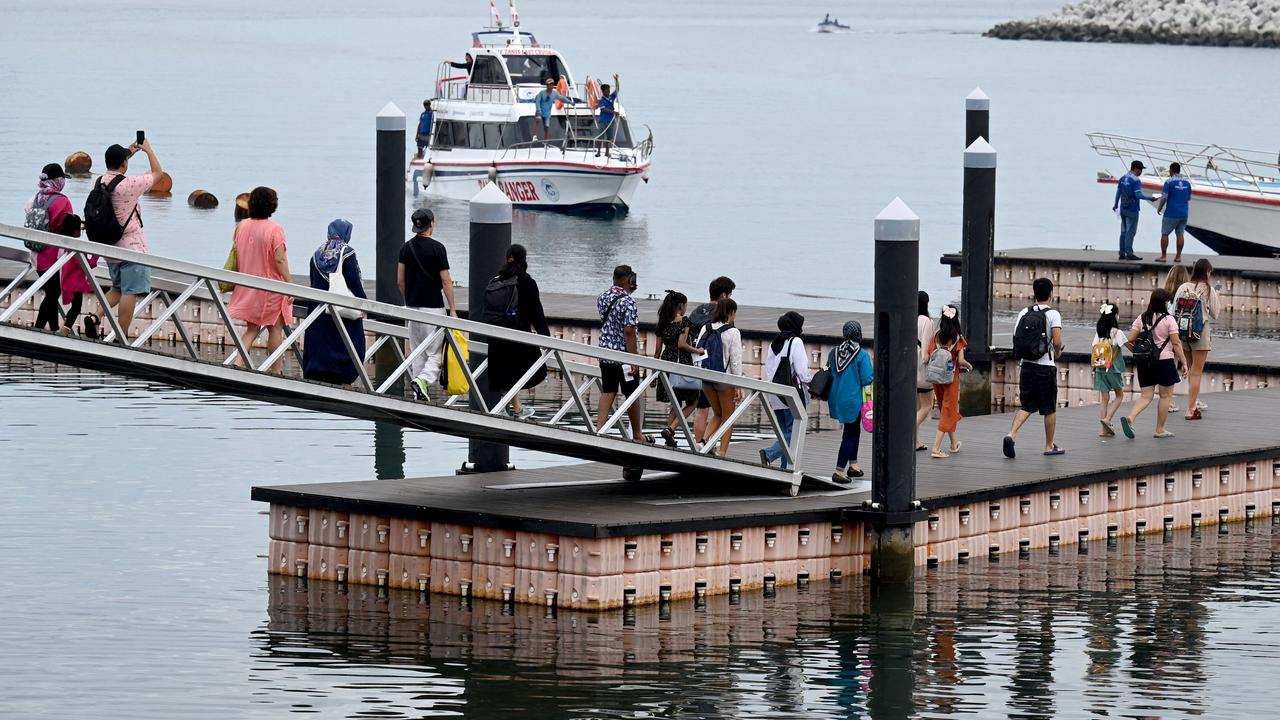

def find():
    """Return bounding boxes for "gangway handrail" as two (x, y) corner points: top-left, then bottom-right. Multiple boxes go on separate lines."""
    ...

(0, 222), (808, 492)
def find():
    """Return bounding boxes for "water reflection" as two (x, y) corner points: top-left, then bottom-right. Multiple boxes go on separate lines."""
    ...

(373, 422), (406, 480)
(253, 523), (1280, 718)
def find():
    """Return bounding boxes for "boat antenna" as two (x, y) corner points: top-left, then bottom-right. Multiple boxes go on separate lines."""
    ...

(509, 0), (520, 27)
(489, 0), (503, 28)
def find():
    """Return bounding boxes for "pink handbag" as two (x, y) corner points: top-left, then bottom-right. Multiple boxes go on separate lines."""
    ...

(860, 386), (874, 433)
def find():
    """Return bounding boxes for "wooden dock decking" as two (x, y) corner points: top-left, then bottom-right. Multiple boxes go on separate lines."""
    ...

(254, 387), (1280, 538)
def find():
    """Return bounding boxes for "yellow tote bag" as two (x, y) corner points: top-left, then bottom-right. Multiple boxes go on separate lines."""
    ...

(443, 330), (470, 396)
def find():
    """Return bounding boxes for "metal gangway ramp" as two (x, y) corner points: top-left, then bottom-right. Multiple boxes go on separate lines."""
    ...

(0, 223), (816, 495)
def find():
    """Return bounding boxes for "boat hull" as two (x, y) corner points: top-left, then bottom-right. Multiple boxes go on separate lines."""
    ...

(410, 156), (647, 215)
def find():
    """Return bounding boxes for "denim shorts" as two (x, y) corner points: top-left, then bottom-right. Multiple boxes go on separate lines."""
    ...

(109, 261), (151, 296)
(1161, 215), (1188, 235)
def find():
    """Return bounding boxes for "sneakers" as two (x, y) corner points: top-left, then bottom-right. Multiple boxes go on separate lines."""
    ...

(411, 376), (431, 401)
(510, 406), (536, 420)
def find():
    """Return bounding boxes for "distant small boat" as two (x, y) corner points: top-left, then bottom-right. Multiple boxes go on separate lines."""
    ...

(815, 15), (851, 33)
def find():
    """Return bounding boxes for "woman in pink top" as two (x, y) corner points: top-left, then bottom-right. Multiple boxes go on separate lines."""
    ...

(228, 186), (293, 373)
(25, 163), (74, 331)
(1120, 288), (1187, 440)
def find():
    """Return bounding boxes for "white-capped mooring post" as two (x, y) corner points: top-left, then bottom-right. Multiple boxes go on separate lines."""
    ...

(960, 132), (997, 417)
(869, 198), (927, 583)
(462, 182), (514, 473)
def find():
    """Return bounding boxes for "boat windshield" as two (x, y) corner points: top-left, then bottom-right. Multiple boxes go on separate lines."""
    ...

(505, 54), (569, 86)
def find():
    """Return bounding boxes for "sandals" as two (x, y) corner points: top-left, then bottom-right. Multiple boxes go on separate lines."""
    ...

(915, 443), (928, 452)
(1120, 416), (1136, 439)
(949, 441), (962, 454)
(661, 427), (678, 447)
(1154, 430), (1175, 439)
(1002, 435), (1016, 459)
(1184, 408), (1202, 421)
(831, 471), (852, 486)
(931, 450), (949, 459)
(1099, 419), (1116, 437)
(1043, 445), (1066, 456)
(848, 464), (865, 478)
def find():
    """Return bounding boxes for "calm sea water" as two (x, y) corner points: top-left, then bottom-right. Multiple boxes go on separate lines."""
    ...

(4, 0), (1280, 310)
(5, 1), (1280, 717)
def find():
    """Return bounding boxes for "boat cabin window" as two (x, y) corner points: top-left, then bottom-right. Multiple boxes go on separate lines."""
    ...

(433, 120), (532, 149)
(470, 55), (508, 85)
(505, 54), (569, 86)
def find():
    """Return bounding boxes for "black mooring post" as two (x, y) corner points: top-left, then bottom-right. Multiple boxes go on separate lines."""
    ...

(462, 182), (513, 474)
(870, 197), (923, 583)
(960, 137), (997, 417)
(375, 102), (406, 306)
(965, 87), (989, 148)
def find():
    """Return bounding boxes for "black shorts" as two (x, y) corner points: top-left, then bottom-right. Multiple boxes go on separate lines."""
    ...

(697, 391), (711, 409)
(1019, 363), (1058, 416)
(1136, 358), (1179, 388)
(600, 362), (639, 395)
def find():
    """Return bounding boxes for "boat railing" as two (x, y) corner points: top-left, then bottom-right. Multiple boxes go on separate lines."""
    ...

(1089, 132), (1280, 195)
(496, 122), (653, 167)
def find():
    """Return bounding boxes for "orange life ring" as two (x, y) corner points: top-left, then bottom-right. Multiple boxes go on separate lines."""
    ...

(585, 78), (601, 109)
(553, 77), (569, 109)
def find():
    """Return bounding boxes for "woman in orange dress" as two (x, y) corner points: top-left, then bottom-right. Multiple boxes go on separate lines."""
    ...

(929, 304), (971, 458)
(228, 186), (293, 373)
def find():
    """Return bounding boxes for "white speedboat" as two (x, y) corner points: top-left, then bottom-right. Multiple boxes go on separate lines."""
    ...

(408, 4), (653, 215)
(1090, 132), (1280, 257)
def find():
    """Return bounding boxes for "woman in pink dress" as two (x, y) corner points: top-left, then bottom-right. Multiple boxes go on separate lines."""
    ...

(228, 186), (293, 373)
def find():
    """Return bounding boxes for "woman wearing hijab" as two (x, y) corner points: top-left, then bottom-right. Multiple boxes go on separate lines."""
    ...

(760, 311), (809, 469)
(486, 244), (551, 419)
(302, 219), (368, 385)
(827, 320), (874, 484)
(24, 163), (74, 331)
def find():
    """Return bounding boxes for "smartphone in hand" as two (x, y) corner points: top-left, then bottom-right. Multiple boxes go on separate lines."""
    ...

(136, 130), (145, 146)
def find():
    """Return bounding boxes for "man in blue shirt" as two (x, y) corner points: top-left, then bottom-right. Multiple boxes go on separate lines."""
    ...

(1112, 160), (1157, 261)
(595, 73), (620, 157)
(520, 77), (576, 142)
(1157, 161), (1193, 263)
(415, 100), (433, 159)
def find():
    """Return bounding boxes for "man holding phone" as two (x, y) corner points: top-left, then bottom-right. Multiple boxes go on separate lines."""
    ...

(96, 134), (163, 336)
(595, 265), (648, 443)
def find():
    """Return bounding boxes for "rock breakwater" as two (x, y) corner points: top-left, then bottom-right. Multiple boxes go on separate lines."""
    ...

(987, 0), (1280, 48)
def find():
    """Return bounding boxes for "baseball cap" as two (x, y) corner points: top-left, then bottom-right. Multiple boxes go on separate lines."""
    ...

(105, 144), (130, 169)
(411, 208), (435, 232)
(1130, 160), (1146, 171)
(41, 163), (65, 180)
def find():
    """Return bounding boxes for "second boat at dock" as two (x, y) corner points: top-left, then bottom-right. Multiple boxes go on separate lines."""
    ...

(408, 10), (654, 215)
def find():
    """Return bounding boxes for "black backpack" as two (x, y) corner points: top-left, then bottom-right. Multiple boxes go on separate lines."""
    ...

(770, 338), (806, 401)
(83, 175), (138, 245)
(1130, 313), (1170, 367)
(687, 301), (717, 333)
(482, 274), (520, 326)
(1012, 305), (1051, 361)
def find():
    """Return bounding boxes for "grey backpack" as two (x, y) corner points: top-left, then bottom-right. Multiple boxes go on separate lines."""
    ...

(925, 341), (955, 385)
(23, 193), (60, 252)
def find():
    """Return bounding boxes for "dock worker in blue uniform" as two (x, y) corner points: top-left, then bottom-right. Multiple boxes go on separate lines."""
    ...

(415, 100), (433, 159)
(521, 77), (577, 143)
(1157, 161), (1194, 264)
(1113, 159), (1158, 261)
(595, 74), (621, 157)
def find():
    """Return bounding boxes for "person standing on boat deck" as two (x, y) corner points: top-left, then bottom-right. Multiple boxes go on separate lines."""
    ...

(690, 276), (736, 445)
(1003, 277), (1065, 458)
(399, 208), (458, 401)
(415, 100), (433, 159)
(595, 74), (620, 157)
(595, 265), (648, 443)
(1157, 162), (1193, 263)
(759, 311), (810, 470)
(1113, 160), (1156, 261)
(303, 219), (368, 386)
(521, 77), (577, 142)
(447, 53), (474, 73)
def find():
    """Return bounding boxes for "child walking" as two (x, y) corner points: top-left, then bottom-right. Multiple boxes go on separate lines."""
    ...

(929, 305), (971, 458)
(1091, 302), (1127, 436)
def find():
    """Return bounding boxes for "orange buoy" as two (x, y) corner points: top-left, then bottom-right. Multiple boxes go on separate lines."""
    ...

(64, 151), (92, 175)
(148, 171), (173, 194)
(187, 189), (219, 209)
(585, 78), (601, 109)
(552, 77), (568, 109)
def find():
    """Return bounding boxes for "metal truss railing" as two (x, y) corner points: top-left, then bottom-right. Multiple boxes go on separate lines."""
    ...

(0, 223), (808, 492)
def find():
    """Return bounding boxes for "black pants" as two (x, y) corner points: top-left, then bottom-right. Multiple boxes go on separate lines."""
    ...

(34, 273), (82, 332)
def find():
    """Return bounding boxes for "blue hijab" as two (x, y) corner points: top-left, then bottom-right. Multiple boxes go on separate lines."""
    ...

(313, 219), (353, 274)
